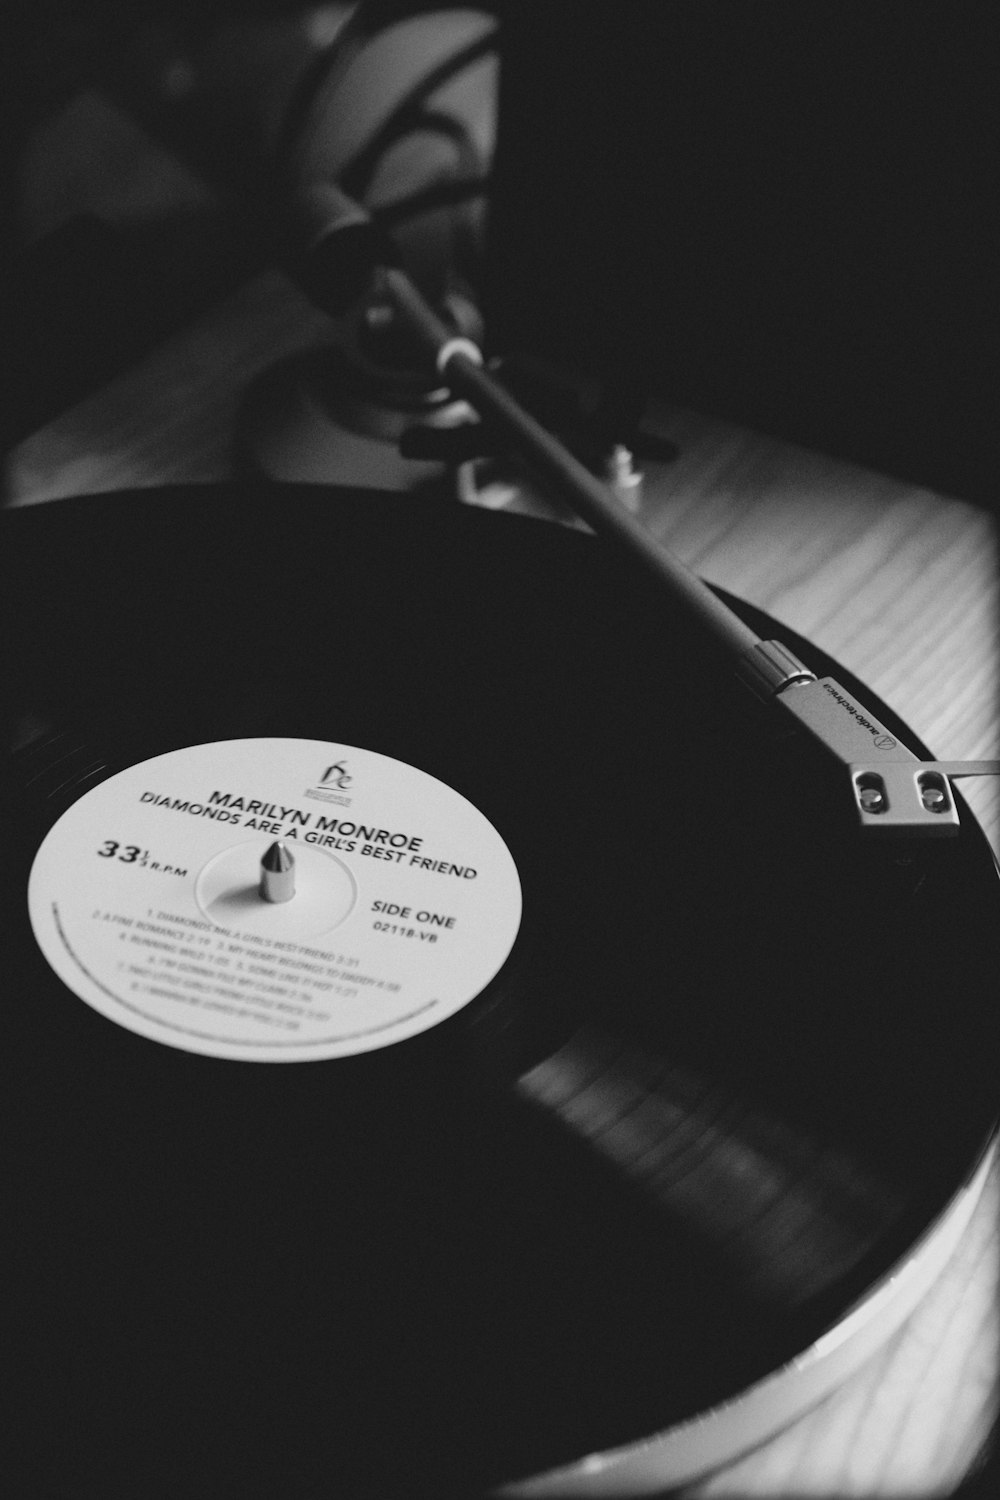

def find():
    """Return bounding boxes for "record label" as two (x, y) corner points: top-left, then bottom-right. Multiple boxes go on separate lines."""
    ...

(27, 737), (522, 1062)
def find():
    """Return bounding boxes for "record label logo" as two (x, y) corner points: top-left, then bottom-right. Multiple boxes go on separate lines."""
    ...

(319, 760), (352, 790)
(28, 738), (522, 1062)
(306, 758), (355, 807)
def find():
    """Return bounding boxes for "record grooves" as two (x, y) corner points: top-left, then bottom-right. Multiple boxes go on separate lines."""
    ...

(1, 484), (998, 1497)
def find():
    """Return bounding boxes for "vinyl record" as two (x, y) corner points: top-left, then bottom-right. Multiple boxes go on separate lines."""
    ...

(1, 484), (998, 1498)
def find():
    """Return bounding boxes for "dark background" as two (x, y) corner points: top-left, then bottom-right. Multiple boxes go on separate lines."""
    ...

(488, 2), (997, 505)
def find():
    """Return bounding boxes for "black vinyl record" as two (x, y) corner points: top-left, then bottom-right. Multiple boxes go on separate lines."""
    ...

(1, 484), (998, 1498)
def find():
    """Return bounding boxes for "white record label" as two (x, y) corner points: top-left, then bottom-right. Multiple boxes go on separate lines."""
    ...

(28, 739), (522, 1062)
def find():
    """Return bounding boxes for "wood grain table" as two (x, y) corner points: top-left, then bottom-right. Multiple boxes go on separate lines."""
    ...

(7, 87), (999, 1500)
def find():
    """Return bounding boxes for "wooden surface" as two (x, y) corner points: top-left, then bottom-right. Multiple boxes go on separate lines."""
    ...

(7, 87), (999, 1498)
